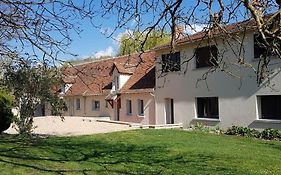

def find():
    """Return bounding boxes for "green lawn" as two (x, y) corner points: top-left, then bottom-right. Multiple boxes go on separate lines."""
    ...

(0, 130), (281, 175)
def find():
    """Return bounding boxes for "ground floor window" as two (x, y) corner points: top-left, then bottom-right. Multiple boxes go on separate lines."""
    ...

(259, 95), (281, 120)
(76, 98), (80, 110)
(126, 100), (132, 115)
(92, 100), (100, 111)
(196, 97), (219, 119)
(138, 99), (144, 116)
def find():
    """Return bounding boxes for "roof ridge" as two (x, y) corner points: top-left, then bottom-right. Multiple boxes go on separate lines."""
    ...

(69, 50), (154, 67)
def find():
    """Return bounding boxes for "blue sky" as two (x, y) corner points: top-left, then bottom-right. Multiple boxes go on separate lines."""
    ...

(61, 19), (119, 61)
(60, 0), (244, 61)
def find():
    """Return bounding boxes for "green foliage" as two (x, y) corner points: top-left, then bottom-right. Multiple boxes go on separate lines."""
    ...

(0, 130), (281, 174)
(190, 122), (223, 134)
(225, 125), (260, 138)
(191, 122), (210, 132)
(226, 125), (281, 140)
(191, 124), (281, 141)
(118, 30), (170, 55)
(67, 56), (111, 65)
(0, 88), (14, 133)
(3, 63), (66, 135)
(260, 128), (281, 140)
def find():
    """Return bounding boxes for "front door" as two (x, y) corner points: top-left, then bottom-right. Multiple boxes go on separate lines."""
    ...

(165, 98), (175, 124)
(114, 98), (121, 121)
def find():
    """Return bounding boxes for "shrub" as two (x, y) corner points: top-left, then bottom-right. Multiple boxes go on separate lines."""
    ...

(225, 125), (260, 138)
(190, 123), (223, 134)
(260, 128), (281, 140)
(0, 89), (14, 133)
(191, 122), (213, 132)
(226, 125), (281, 141)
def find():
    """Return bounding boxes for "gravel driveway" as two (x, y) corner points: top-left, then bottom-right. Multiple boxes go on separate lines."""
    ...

(5, 116), (134, 136)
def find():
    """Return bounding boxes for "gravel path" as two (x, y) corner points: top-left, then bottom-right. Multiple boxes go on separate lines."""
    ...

(5, 116), (134, 136)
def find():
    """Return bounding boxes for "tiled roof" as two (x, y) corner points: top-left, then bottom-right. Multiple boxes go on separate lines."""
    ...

(63, 51), (156, 96)
(111, 62), (136, 75)
(153, 19), (255, 50)
(120, 55), (156, 93)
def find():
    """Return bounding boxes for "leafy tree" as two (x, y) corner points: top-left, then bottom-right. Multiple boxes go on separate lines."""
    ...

(0, 0), (94, 136)
(0, 88), (14, 133)
(3, 63), (66, 135)
(118, 30), (170, 55)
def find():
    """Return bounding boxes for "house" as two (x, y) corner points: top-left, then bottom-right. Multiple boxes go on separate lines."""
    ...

(53, 17), (281, 130)
(61, 51), (156, 125)
(153, 19), (281, 130)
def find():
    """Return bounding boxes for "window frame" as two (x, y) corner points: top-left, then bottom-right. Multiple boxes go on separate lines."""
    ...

(76, 98), (81, 110)
(161, 52), (181, 73)
(92, 100), (100, 111)
(137, 99), (144, 116)
(195, 45), (218, 68)
(254, 34), (280, 59)
(196, 97), (219, 119)
(126, 99), (132, 115)
(258, 95), (281, 120)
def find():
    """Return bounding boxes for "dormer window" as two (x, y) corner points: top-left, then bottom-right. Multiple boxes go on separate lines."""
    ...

(114, 76), (119, 90)
(110, 62), (133, 92)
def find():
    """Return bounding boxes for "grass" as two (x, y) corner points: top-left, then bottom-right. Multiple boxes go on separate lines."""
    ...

(0, 129), (281, 175)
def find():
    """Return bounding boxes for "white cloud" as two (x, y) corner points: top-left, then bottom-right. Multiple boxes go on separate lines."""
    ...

(113, 29), (133, 46)
(94, 46), (114, 58)
(185, 24), (206, 34)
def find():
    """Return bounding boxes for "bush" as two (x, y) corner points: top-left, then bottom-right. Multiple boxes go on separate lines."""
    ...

(191, 122), (210, 132)
(260, 128), (281, 140)
(225, 125), (260, 138)
(190, 123), (223, 134)
(226, 125), (281, 141)
(0, 89), (14, 133)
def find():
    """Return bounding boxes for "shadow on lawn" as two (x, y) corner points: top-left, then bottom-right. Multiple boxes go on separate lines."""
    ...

(0, 134), (239, 175)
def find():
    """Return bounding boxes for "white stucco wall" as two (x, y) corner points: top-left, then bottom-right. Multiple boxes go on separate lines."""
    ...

(62, 93), (155, 125)
(63, 95), (113, 118)
(119, 93), (155, 125)
(119, 74), (131, 89)
(155, 32), (281, 129)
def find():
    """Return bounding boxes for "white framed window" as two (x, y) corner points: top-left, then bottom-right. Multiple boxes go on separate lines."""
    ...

(92, 100), (100, 111)
(76, 98), (80, 110)
(138, 99), (144, 116)
(161, 52), (181, 73)
(126, 99), (132, 115)
(258, 95), (281, 120)
(196, 97), (219, 119)
(195, 45), (218, 68)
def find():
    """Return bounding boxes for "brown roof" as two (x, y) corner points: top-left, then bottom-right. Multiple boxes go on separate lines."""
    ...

(154, 19), (256, 50)
(110, 62), (136, 75)
(63, 51), (156, 96)
(120, 55), (156, 93)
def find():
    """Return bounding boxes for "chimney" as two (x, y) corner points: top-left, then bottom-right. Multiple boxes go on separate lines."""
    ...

(173, 25), (185, 40)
